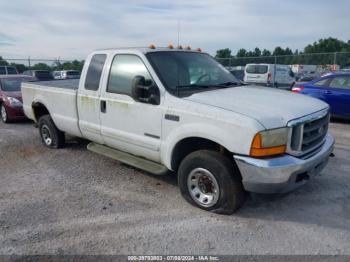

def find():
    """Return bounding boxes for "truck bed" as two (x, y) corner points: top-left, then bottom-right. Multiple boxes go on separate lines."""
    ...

(22, 79), (82, 138)
(29, 79), (79, 90)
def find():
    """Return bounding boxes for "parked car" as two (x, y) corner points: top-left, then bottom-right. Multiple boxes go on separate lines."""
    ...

(292, 73), (350, 119)
(22, 70), (54, 81)
(244, 63), (296, 89)
(0, 66), (18, 75)
(22, 47), (334, 214)
(0, 75), (35, 123)
(53, 70), (81, 80)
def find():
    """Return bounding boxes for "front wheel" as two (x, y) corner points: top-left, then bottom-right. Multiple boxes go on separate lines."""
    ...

(178, 150), (245, 214)
(1, 104), (9, 123)
(38, 115), (65, 148)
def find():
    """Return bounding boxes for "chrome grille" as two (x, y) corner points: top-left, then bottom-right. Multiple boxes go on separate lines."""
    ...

(288, 109), (330, 157)
(302, 115), (329, 151)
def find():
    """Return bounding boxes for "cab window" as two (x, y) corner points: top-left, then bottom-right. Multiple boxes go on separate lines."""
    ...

(107, 54), (152, 96)
(84, 54), (106, 91)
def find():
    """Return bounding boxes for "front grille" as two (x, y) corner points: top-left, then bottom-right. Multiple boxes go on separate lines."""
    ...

(288, 109), (329, 157)
(302, 115), (329, 151)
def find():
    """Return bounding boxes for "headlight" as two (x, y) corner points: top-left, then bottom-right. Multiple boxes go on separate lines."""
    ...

(5, 96), (22, 107)
(250, 127), (289, 157)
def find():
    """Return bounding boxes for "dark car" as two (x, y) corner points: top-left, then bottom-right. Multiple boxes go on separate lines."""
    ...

(22, 70), (54, 81)
(0, 66), (18, 75)
(292, 73), (350, 119)
(0, 75), (35, 123)
(229, 69), (245, 81)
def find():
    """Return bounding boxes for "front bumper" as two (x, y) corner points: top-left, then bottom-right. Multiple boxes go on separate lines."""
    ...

(234, 134), (335, 194)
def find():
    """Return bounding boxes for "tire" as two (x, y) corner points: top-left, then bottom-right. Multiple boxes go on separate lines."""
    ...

(178, 150), (245, 214)
(1, 104), (10, 123)
(38, 115), (65, 148)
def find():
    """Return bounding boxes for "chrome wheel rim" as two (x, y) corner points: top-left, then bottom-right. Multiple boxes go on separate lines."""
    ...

(1, 105), (7, 122)
(41, 125), (52, 145)
(187, 168), (220, 208)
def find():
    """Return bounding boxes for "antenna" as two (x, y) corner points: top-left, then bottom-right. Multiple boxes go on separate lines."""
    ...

(177, 20), (180, 46)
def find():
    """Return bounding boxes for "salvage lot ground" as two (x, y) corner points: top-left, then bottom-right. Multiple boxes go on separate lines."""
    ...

(0, 120), (350, 255)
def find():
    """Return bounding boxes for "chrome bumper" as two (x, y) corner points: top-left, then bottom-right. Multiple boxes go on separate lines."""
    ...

(234, 134), (335, 194)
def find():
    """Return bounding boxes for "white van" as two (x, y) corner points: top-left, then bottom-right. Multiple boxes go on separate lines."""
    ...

(244, 64), (295, 89)
(53, 70), (81, 80)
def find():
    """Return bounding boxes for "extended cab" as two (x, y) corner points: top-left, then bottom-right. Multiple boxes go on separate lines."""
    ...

(22, 47), (335, 214)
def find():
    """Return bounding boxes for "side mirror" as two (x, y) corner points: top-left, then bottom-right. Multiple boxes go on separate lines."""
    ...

(131, 76), (160, 105)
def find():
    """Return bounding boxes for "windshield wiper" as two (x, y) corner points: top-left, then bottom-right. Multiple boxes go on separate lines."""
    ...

(217, 81), (240, 87)
(176, 84), (212, 89)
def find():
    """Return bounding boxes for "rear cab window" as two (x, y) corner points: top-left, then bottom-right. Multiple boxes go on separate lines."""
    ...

(84, 54), (107, 91)
(246, 65), (268, 74)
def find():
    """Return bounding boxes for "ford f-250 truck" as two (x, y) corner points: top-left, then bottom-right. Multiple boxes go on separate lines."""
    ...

(22, 47), (335, 214)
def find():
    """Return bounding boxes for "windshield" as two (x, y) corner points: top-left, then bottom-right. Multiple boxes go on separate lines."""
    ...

(146, 51), (240, 96)
(0, 78), (29, 92)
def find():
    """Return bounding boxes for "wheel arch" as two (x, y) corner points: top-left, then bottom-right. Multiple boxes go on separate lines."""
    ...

(32, 101), (50, 122)
(170, 136), (234, 172)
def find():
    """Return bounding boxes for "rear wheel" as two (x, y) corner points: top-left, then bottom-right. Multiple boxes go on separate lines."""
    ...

(38, 115), (65, 148)
(1, 104), (9, 123)
(178, 150), (245, 214)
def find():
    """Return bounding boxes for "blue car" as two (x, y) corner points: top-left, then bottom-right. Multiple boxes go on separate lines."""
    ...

(292, 73), (350, 119)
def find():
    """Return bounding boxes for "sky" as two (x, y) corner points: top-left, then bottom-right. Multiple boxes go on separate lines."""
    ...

(0, 0), (349, 60)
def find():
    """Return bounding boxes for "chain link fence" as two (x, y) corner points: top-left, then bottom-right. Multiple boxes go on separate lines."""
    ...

(216, 52), (350, 80)
(0, 57), (84, 73)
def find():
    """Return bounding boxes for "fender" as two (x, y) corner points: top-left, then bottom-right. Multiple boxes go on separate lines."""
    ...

(161, 122), (256, 170)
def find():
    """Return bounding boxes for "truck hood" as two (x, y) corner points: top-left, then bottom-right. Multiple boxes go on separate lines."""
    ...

(184, 86), (328, 129)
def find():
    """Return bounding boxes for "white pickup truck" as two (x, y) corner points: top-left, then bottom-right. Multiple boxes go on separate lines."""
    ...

(22, 47), (335, 214)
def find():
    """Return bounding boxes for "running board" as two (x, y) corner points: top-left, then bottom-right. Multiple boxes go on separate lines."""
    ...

(87, 142), (169, 176)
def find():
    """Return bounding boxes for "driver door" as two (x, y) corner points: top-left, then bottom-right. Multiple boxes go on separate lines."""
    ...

(99, 53), (163, 162)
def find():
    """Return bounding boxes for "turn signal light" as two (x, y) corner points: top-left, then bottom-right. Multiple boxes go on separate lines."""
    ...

(250, 133), (286, 157)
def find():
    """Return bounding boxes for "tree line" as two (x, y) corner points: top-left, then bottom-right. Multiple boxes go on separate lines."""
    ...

(215, 37), (350, 67)
(0, 57), (85, 73)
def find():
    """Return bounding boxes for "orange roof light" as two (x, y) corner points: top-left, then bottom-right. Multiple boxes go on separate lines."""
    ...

(177, 45), (183, 49)
(168, 44), (174, 49)
(149, 44), (156, 49)
(186, 46), (191, 50)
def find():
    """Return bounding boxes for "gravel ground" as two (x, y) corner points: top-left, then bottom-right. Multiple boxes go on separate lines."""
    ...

(0, 120), (350, 255)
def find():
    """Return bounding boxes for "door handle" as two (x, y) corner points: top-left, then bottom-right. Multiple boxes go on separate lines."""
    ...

(100, 100), (106, 113)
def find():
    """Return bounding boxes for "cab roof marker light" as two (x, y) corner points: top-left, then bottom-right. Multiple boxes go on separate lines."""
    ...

(177, 45), (183, 49)
(149, 44), (156, 49)
(196, 48), (202, 52)
(185, 46), (191, 50)
(168, 44), (174, 49)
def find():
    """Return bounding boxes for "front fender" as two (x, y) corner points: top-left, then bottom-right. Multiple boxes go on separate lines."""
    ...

(160, 122), (259, 170)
